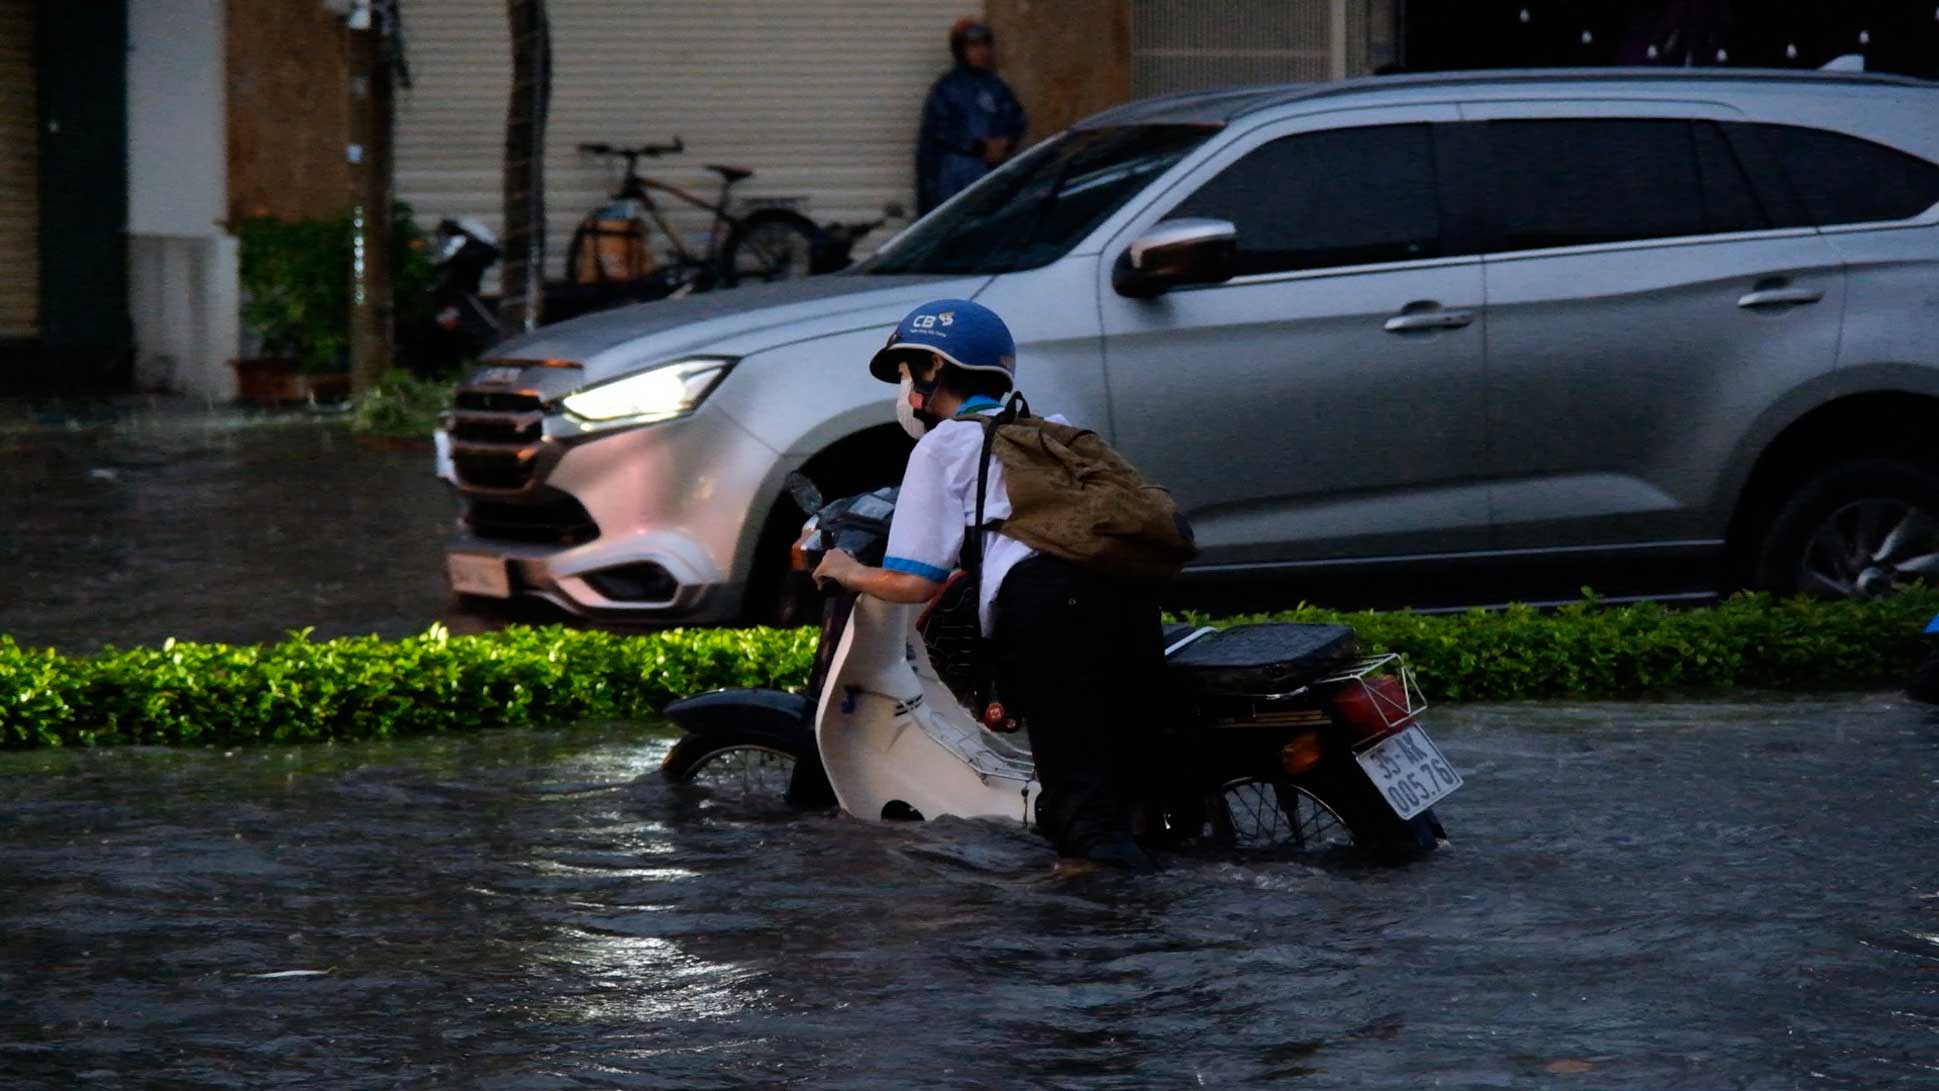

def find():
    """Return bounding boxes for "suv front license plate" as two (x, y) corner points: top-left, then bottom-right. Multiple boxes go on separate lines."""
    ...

(1355, 723), (1462, 819)
(448, 554), (511, 599)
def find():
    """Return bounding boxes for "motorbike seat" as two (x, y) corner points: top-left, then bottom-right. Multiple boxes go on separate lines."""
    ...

(706, 164), (754, 183)
(1166, 622), (1360, 694)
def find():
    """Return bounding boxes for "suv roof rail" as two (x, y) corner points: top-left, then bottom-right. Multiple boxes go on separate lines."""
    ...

(1076, 67), (1938, 130)
(1246, 66), (1939, 116)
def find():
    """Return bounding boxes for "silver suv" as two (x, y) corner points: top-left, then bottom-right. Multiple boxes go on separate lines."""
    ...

(440, 68), (1939, 624)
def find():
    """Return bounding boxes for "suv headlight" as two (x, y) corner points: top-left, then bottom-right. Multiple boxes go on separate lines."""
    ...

(559, 356), (736, 428)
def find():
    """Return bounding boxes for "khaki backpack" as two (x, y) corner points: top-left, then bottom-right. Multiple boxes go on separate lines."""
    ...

(973, 393), (1197, 586)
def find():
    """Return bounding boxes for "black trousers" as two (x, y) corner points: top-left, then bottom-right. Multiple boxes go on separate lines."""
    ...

(993, 555), (1164, 856)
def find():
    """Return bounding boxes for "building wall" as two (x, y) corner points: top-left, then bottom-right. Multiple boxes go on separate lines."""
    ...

(395, 0), (974, 290)
(226, 0), (350, 222)
(128, 0), (237, 397)
(987, 0), (1133, 138)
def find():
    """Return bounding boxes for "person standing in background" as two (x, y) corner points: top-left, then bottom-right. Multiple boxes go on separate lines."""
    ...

(915, 17), (1027, 216)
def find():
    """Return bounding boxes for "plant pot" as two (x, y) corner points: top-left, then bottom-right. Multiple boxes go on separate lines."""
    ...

(231, 358), (352, 407)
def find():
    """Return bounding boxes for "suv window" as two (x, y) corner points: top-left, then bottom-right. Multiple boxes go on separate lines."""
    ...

(1485, 119), (1710, 251)
(1692, 120), (1771, 234)
(862, 124), (1214, 276)
(1167, 123), (1441, 276)
(1740, 123), (1939, 227)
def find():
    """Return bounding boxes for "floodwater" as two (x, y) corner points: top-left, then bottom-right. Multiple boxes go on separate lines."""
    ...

(4, 402), (1938, 1086)
(3, 697), (1937, 1089)
(0, 400), (461, 654)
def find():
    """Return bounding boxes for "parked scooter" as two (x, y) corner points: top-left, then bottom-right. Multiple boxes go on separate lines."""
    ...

(662, 476), (1458, 859)
(411, 217), (503, 372)
(809, 203), (905, 274)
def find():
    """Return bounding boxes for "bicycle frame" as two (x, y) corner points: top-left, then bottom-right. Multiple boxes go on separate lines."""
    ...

(604, 154), (741, 269)
(630, 177), (735, 266)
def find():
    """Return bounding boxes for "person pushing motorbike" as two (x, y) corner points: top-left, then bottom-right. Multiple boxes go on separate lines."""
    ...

(812, 299), (1187, 873)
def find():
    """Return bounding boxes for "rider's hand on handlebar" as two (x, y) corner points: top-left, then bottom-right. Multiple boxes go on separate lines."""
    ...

(812, 548), (860, 591)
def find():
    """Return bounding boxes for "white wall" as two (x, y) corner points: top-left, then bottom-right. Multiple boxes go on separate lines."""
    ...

(126, 0), (239, 398)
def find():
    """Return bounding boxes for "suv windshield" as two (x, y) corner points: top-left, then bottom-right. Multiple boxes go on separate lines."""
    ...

(862, 125), (1217, 276)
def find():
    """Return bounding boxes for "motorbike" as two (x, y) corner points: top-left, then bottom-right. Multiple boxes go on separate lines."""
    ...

(408, 216), (504, 372)
(809, 203), (904, 275)
(662, 476), (1458, 859)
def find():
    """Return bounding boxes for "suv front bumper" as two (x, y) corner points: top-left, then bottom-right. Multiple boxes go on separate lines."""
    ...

(440, 397), (783, 626)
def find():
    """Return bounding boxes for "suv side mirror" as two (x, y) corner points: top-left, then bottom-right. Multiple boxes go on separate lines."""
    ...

(1112, 218), (1238, 298)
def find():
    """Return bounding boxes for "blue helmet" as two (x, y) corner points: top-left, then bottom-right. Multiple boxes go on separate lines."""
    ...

(868, 298), (1016, 387)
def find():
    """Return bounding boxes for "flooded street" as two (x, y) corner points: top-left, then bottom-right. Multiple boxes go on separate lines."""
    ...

(0, 402), (460, 654)
(3, 697), (1937, 1089)
(3, 403), (1938, 1087)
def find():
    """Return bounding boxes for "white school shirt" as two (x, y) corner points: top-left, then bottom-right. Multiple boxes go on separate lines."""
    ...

(882, 399), (1066, 636)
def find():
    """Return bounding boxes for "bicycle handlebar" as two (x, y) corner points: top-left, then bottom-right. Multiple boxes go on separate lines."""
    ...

(577, 137), (685, 160)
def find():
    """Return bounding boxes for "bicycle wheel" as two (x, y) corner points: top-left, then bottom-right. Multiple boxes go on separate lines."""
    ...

(721, 209), (820, 285)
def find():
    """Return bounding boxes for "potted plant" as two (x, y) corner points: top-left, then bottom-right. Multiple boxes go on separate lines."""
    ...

(234, 214), (353, 405)
(233, 207), (436, 406)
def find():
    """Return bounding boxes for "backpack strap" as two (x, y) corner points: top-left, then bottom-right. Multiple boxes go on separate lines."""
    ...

(961, 391), (1029, 722)
(965, 390), (1027, 577)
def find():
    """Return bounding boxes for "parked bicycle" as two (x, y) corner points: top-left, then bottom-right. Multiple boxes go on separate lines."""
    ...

(566, 138), (821, 295)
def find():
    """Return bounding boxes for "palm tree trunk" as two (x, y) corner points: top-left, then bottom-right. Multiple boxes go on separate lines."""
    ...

(500, 0), (551, 332)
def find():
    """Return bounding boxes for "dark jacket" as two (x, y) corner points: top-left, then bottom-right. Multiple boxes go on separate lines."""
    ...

(916, 65), (1027, 216)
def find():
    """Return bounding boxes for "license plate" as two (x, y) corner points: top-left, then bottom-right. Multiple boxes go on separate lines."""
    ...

(1355, 723), (1462, 819)
(447, 553), (511, 598)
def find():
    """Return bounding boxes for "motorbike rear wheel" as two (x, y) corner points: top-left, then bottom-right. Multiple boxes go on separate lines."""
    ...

(1212, 777), (1354, 853)
(1211, 767), (1438, 861)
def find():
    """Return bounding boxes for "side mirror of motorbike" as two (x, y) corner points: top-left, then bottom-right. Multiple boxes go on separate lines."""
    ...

(1112, 218), (1238, 299)
(784, 471), (825, 515)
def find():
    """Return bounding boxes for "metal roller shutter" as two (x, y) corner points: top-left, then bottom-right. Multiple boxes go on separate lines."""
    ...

(396, 0), (974, 286)
(0, 0), (39, 339)
(1131, 0), (1397, 95)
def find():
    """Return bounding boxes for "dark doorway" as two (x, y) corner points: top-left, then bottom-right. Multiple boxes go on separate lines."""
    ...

(20, 0), (133, 395)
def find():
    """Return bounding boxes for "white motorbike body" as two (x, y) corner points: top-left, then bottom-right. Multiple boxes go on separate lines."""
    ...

(812, 595), (1041, 827)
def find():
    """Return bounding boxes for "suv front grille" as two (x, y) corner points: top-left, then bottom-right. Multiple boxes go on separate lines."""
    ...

(449, 389), (546, 492)
(462, 488), (599, 546)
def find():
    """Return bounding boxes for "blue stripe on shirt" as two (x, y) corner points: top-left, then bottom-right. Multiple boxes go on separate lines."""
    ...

(954, 396), (1004, 418)
(882, 556), (952, 582)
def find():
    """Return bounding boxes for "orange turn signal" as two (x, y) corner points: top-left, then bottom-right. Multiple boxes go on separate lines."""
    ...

(790, 541), (809, 571)
(1280, 731), (1325, 776)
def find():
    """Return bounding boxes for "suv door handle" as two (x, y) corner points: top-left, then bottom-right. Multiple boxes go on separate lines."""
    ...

(1737, 287), (1824, 309)
(1383, 309), (1473, 333)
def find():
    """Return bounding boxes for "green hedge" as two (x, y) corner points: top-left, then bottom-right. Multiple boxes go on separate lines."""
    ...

(4, 590), (1936, 749)
(1180, 588), (1939, 701)
(0, 625), (815, 750)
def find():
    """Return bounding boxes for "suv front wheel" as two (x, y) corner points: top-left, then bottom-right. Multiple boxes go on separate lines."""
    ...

(1754, 459), (1939, 597)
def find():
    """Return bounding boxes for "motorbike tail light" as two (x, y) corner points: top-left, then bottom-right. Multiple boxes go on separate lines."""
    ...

(1280, 731), (1324, 775)
(981, 701), (1020, 733)
(1331, 675), (1416, 741)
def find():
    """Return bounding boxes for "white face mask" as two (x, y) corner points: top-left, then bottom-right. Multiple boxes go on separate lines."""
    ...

(894, 375), (928, 440)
